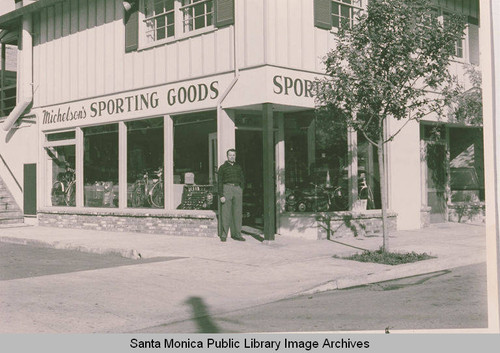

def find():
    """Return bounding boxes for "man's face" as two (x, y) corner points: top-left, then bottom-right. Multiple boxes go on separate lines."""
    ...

(227, 151), (236, 163)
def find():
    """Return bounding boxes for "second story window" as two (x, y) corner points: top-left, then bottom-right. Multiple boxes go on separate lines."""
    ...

(443, 12), (464, 59)
(181, 0), (214, 33)
(142, 0), (214, 45)
(454, 38), (464, 58)
(0, 40), (18, 118)
(144, 0), (176, 42)
(331, 0), (362, 30)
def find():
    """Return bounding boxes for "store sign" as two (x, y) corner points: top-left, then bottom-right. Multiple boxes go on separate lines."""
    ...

(268, 68), (319, 109)
(272, 75), (316, 98)
(39, 76), (229, 131)
(89, 92), (160, 117)
(166, 82), (219, 105)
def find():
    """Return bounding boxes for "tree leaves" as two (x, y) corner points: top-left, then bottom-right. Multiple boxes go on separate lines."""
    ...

(315, 0), (468, 146)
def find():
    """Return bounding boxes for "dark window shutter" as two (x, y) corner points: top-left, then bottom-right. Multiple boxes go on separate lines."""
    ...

(124, 2), (139, 53)
(468, 22), (479, 65)
(314, 0), (331, 30)
(468, 16), (479, 26)
(215, 0), (234, 28)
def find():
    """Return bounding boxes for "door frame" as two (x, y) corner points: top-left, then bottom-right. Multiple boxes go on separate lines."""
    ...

(421, 124), (450, 223)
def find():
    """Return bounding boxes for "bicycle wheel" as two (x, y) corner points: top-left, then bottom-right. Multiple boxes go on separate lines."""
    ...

(65, 181), (76, 206)
(150, 182), (164, 208)
(51, 182), (65, 206)
(130, 181), (147, 207)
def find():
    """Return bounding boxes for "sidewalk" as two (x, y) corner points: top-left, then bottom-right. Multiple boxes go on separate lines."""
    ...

(0, 222), (487, 333)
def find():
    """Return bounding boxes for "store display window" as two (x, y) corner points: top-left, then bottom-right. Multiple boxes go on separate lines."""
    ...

(83, 124), (119, 208)
(357, 133), (381, 209)
(449, 127), (484, 202)
(127, 118), (164, 208)
(46, 145), (76, 207)
(284, 112), (349, 213)
(173, 113), (216, 210)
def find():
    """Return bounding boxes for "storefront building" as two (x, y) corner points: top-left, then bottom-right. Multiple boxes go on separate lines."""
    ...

(0, 0), (483, 240)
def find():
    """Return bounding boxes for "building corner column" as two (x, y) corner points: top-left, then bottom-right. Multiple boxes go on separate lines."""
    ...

(263, 103), (275, 241)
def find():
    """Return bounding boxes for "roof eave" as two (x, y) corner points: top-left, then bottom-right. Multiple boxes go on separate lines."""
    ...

(0, 0), (67, 29)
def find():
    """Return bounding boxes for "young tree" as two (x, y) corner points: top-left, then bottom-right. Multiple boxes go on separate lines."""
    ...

(315, 0), (465, 251)
(449, 65), (482, 126)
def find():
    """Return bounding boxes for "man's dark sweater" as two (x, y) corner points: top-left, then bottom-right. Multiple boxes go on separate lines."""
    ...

(217, 161), (245, 196)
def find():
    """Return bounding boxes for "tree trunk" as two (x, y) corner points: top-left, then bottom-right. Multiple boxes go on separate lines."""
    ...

(377, 139), (389, 252)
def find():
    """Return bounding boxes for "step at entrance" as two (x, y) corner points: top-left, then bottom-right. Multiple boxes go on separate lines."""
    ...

(0, 177), (24, 225)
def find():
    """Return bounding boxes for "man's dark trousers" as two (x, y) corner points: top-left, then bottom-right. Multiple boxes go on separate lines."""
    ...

(220, 184), (243, 240)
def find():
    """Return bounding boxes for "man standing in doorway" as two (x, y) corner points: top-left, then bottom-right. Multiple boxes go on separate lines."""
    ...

(218, 149), (246, 242)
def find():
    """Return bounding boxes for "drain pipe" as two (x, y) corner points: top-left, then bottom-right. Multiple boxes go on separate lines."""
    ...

(216, 0), (240, 145)
(2, 6), (33, 132)
(216, 1), (239, 237)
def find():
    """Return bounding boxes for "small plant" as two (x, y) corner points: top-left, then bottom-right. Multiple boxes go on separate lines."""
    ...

(452, 201), (483, 223)
(334, 247), (435, 265)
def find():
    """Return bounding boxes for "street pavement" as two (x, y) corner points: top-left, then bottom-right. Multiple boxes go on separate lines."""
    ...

(0, 222), (487, 333)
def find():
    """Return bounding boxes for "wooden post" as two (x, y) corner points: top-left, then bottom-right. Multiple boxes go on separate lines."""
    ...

(347, 127), (358, 209)
(75, 128), (84, 207)
(262, 103), (275, 241)
(118, 122), (127, 209)
(164, 115), (174, 210)
(275, 113), (285, 234)
(1, 44), (5, 116)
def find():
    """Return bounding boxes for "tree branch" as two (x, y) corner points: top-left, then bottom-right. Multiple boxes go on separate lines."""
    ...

(383, 115), (419, 144)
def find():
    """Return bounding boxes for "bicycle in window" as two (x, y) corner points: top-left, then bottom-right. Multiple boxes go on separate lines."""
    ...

(129, 167), (164, 208)
(51, 167), (76, 206)
(285, 182), (348, 212)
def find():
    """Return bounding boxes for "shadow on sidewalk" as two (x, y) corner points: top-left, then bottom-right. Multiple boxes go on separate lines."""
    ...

(185, 296), (221, 333)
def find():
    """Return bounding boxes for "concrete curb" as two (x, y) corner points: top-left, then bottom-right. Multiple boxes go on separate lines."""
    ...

(297, 257), (486, 295)
(0, 236), (142, 259)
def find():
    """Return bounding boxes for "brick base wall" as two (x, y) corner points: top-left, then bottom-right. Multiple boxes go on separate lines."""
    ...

(280, 211), (398, 240)
(448, 202), (485, 224)
(420, 206), (431, 228)
(38, 209), (218, 237)
(39, 209), (398, 239)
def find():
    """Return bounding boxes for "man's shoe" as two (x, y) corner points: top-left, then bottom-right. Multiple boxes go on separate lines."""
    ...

(231, 236), (246, 241)
(220, 237), (227, 242)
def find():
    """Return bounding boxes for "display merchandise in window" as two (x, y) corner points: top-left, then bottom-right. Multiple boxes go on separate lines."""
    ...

(47, 145), (76, 207)
(83, 124), (119, 208)
(127, 118), (164, 208)
(173, 113), (217, 210)
(357, 134), (381, 210)
(284, 113), (349, 213)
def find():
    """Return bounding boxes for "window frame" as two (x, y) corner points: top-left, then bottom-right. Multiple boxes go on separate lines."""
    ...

(138, 0), (216, 50)
(443, 10), (467, 61)
(180, 0), (215, 33)
(330, 0), (363, 33)
(43, 129), (77, 207)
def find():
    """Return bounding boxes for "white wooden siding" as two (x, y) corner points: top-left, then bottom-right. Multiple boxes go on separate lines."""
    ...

(243, 0), (265, 67)
(32, 0), (479, 108)
(33, 0), (235, 107)
(264, 0), (335, 72)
